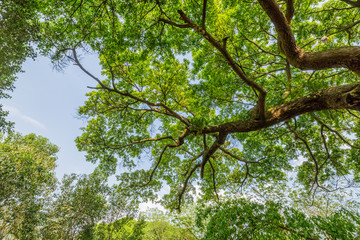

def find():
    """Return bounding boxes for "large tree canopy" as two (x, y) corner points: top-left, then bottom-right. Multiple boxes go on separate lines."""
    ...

(39, 0), (360, 210)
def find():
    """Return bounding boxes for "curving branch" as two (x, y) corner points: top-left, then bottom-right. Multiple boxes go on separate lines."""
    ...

(208, 159), (219, 201)
(103, 136), (176, 150)
(70, 48), (192, 126)
(140, 144), (170, 187)
(200, 133), (227, 179)
(197, 83), (360, 134)
(140, 129), (190, 187)
(158, 18), (190, 28)
(176, 163), (201, 212)
(312, 114), (360, 149)
(219, 147), (260, 164)
(285, 121), (332, 194)
(286, 122), (319, 172)
(257, 0), (360, 75)
(176, 10), (267, 120)
(285, 0), (294, 24)
(319, 125), (331, 170)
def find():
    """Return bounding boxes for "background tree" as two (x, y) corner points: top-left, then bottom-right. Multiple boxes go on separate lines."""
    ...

(93, 217), (146, 240)
(196, 198), (360, 239)
(41, 171), (142, 240)
(41, 172), (109, 239)
(0, 0), (42, 131)
(38, 0), (360, 213)
(143, 208), (197, 240)
(0, 133), (58, 239)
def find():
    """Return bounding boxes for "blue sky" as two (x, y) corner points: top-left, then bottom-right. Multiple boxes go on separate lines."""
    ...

(2, 55), (166, 210)
(2, 55), (102, 179)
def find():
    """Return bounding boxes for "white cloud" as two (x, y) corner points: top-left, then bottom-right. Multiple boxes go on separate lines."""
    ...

(139, 200), (166, 212)
(3, 106), (46, 130)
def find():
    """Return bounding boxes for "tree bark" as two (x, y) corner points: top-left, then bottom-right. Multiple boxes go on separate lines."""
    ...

(195, 83), (360, 134)
(257, 0), (360, 74)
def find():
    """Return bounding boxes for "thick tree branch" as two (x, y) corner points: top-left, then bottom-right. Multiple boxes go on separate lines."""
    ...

(285, 0), (294, 24)
(196, 83), (360, 134)
(257, 0), (360, 75)
(201, 0), (208, 29)
(340, 0), (360, 8)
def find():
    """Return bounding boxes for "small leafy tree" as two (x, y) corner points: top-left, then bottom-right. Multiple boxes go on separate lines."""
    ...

(41, 172), (109, 240)
(0, 133), (58, 239)
(143, 208), (197, 240)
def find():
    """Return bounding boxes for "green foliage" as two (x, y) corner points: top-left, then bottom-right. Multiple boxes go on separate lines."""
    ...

(0, 0), (43, 131)
(4, 1), (360, 238)
(143, 208), (198, 240)
(0, 133), (58, 239)
(41, 172), (110, 239)
(41, 171), (142, 240)
(196, 198), (360, 240)
(93, 217), (146, 240)
(35, 0), (360, 211)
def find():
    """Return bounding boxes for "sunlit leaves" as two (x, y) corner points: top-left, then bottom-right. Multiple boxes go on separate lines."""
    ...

(196, 198), (360, 240)
(38, 0), (360, 211)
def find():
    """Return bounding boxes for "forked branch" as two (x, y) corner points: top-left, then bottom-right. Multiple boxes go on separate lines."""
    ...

(176, 10), (267, 120)
(312, 114), (360, 149)
(200, 133), (227, 179)
(70, 48), (191, 126)
(257, 0), (360, 75)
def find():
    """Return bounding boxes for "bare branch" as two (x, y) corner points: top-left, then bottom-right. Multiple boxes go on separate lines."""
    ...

(219, 147), (260, 164)
(176, 163), (201, 212)
(208, 159), (219, 201)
